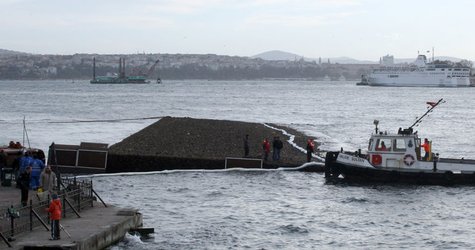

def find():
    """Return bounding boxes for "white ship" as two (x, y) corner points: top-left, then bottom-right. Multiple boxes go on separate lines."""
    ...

(365, 54), (471, 87)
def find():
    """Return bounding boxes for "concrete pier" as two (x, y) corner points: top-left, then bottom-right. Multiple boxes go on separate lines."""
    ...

(9, 204), (142, 250)
(0, 184), (143, 250)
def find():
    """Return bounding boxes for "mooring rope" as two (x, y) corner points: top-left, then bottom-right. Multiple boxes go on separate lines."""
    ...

(47, 116), (165, 124)
(0, 116), (165, 124)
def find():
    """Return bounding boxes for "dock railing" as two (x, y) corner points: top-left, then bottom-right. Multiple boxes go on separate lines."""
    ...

(0, 177), (103, 243)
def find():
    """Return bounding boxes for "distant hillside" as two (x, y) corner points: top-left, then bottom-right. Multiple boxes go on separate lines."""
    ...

(328, 57), (375, 64)
(252, 50), (304, 61)
(0, 48), (27, 56)
(252, 50), (376, 64)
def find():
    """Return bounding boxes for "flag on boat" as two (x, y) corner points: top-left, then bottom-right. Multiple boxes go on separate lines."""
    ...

(426, 101), (437, 107)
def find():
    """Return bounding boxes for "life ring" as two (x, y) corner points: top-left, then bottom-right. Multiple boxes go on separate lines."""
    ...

(403, 154), (415, 166)
(371, 154), (382, 165)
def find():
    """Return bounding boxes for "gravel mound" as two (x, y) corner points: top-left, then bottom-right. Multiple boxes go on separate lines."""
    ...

(108, 117), (317, 170)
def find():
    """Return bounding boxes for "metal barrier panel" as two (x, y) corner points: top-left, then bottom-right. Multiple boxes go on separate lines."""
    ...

(225, 157), (263, 169)
(77, 150), (107, 169)
(55, 149), (78, 167)
(50, 142), (108, 174)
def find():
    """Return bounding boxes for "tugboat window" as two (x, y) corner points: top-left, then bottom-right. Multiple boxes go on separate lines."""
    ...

(408, 140), (413, 148)
(376, 138), (391, 151)
(394, 139), (406, 151)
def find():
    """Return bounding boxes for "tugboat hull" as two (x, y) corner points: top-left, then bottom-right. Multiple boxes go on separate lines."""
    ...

(325, 152), (475, 185)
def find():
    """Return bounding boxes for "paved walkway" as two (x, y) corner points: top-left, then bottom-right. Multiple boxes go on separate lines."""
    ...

(0, 184), (35, 208)
(8, 205), (137, 249)
(0, 182), (143, 249)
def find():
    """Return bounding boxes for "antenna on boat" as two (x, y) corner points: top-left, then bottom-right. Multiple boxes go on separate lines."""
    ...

(22, 116), (31, 149)
(373, 120), (379, 134)
(409, 98), (445, 129)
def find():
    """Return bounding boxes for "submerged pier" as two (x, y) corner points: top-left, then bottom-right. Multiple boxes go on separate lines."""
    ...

(107, 117), (319, 172)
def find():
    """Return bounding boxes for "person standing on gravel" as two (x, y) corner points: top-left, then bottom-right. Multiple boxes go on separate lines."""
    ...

(306, 139), (315, 162)
(272, 136), (283, 161)
(243, 134), (249, 157)
(262, 138), (270, 161)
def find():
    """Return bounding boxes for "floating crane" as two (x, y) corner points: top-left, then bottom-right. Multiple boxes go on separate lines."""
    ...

(146, 59), (161, 84)
(91, 57), (161, 84)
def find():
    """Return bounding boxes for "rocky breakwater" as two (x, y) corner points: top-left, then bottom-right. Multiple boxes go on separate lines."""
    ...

(107, 117), (316, 172)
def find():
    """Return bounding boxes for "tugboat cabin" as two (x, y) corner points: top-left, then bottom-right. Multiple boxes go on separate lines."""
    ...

(367, 131), (432, 170)
(366, 130), (475, 173)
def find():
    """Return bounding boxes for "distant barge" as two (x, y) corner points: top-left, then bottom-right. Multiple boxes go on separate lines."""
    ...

(90, 57), (161, 84)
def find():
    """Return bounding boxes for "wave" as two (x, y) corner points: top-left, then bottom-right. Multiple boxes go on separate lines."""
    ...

(277, 224), (309, 234)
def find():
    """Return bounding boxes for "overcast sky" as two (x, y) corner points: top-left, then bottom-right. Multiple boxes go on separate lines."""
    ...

(1, 0), (473, 60)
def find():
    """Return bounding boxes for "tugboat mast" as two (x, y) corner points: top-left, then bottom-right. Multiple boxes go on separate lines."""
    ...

(409, 98), (444, 129)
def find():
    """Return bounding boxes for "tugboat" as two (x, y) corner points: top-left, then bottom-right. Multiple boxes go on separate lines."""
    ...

(325, 98), (475, 185)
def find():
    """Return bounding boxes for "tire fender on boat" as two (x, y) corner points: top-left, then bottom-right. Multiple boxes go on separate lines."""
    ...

(444, 171), (454, 184)
(324, 152), (340, 179)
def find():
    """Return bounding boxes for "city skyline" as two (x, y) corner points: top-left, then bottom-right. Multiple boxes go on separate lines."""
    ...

(1, 0), (474, 61)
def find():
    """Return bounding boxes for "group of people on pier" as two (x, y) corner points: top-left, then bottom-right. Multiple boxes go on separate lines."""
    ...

(1, 142), (62, 240)
(15, 151), (57, 206)
(0, 144), (58, 207)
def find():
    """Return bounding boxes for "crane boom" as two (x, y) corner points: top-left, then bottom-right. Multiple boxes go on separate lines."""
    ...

(147, 59), (160, 77)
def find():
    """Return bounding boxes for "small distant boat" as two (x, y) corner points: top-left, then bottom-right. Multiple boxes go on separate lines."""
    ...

(90, 57), (160, 84)
(325, 99), (475, 185)
(356, 74), (369, 85)
(323, 75), (331, 81)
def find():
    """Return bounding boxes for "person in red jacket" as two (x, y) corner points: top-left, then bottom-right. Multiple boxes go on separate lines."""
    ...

(47, 193), (62, 240)
(306, 139), (315, 162)
(262, 138), (270, 161)
(421, 138), (431, 161)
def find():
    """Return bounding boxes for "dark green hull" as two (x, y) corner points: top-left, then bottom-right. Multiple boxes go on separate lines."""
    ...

(90, 76), (150, 84)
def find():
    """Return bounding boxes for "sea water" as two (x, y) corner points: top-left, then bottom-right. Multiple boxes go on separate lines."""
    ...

(2, 80), (475, 249)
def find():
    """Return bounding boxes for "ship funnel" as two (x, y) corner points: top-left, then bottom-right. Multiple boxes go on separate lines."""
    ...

(414, 55), (427, 67)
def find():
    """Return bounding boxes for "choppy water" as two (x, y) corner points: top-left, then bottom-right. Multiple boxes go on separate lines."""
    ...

(2, 80), (475, 249)
(98, 171), (475, 249)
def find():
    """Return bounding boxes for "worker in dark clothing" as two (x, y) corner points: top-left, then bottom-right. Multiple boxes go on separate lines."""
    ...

(306, 139), (315, 162)
(19, 166), (32, 206)
(272, 136), (283, 161)
(0, 150), (6, 179)
(0, 150), (6, 168)
(243, 134), (249, 157)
